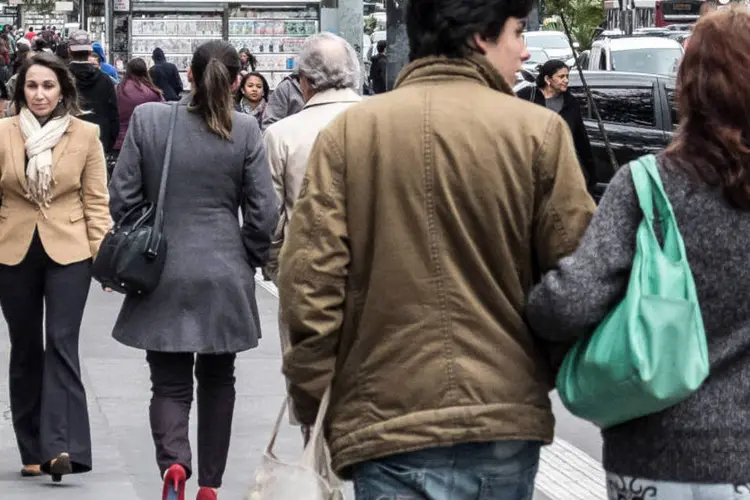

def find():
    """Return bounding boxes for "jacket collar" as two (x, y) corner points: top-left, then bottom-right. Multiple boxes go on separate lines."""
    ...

(303, 88), (361, 110)
(395, 54), (513, 95)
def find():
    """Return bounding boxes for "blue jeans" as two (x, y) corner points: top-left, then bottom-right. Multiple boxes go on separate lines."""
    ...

(352, 440), (541, 500)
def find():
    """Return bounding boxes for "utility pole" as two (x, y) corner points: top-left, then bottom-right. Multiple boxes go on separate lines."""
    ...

(320, 0), (363, 92)
(620, 0), (633, 35)
(337, 0), (363, 80)
(527, 2), (541, 31)
(385, 0), (408, 90)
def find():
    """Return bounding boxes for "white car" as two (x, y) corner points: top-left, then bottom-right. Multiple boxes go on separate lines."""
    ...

(587, 36), (683, 76)
(522, 31), (575, 61)
(524, 47), (550, 72)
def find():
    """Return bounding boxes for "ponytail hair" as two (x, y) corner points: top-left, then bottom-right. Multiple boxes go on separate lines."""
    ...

(190, 41), (241, 141)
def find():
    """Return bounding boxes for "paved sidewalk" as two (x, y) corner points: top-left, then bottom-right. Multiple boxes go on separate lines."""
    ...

(0, 281), (598, 499)
(0, 284), (306, 499)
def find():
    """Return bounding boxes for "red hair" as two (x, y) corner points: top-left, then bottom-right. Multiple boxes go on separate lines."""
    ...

(665, 7), (750, 209)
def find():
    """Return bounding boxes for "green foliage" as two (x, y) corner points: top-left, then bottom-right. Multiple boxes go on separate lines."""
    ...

(545, 0), (604, 51)
(542, 16), (563, 32)
(364, 15), (378, 36)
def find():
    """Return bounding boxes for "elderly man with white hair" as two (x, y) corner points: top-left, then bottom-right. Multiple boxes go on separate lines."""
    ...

(263, 31), (361, 423)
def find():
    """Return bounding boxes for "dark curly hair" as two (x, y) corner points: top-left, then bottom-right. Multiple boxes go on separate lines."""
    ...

(406, 0), (534, 61)
(665, 7), (750, 209)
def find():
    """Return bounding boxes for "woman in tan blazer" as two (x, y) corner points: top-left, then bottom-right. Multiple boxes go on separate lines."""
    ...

(0, 52), (109, 482)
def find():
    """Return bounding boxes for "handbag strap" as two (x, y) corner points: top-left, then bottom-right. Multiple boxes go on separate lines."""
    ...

(264, 386), (332, 461)
(146, 103), (179, 256)
(300, 386), (332, 466)
(630, 154), (686, 261)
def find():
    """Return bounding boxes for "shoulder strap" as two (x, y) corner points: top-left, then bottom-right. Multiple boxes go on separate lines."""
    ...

(630, 154), (686, 261)
(146, 103), (178, 256)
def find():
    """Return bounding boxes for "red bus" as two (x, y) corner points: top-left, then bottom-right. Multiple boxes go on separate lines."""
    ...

(655, 0), (704, 26)
(604, 0), (704, 29)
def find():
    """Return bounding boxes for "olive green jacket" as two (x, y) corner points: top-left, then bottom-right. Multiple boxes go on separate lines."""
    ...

(279, 54), (595, 477)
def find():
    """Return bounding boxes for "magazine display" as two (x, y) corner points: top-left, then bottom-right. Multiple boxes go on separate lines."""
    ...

(131, 16), (223, 88)
(228, 6), (319, 87)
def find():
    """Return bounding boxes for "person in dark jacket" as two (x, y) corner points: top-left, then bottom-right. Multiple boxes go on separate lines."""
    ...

(261, 73), (304, 129)
(149, 47), (183, 101)
(67, 30), (119, 154)
(369, 40), (387, 94)
(517, 59), (597, 190)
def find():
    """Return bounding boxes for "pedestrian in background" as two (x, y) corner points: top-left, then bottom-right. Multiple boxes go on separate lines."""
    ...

(262, 72), (304, 128)
(67, 30), (119, 155)
(369, 40), (387, 94)
(527, 8), (750, 500)
(112, 58), (163, 176)
(92, 42), (120, 83)
(517, 59), (597, 190)
(109, 41), (277, 500)
(235, 71), (268, 127)
(0, 52), (109, 483)
(264, 32), (361, 429)
(278, 0), (594, 498)
(238, 47), (257, 74)
(6, 43), (30, 115)
(149, 47), (183, 102)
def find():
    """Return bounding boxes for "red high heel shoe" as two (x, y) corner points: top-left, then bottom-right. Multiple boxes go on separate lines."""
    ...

(196, 487), (217, 500)
(162, 464), (187, 500)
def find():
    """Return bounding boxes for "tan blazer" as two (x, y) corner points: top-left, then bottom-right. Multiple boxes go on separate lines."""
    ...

(0, 116), (111, 266)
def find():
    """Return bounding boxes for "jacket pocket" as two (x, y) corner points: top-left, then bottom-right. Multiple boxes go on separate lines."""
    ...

(70, 208), (85, 222)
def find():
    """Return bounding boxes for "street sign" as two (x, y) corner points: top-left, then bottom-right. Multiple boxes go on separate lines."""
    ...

(55, 1), (73, 11)
(3, 6), (18, 15)
(114, 0), (130, 11)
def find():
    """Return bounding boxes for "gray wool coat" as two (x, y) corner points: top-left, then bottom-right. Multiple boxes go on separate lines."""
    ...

(108, 101), (278, 354)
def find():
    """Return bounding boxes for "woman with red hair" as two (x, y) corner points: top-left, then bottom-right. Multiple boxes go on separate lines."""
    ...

(527, 6), (750, 499)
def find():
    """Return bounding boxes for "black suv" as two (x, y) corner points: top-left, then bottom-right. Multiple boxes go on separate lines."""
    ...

(567, 71), (678, 184)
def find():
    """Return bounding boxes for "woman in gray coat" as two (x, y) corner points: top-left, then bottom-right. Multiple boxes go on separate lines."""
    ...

(109, 41), (277, 500)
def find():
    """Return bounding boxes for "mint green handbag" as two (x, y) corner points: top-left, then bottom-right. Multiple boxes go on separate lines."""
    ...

(556, 154), (709, 429)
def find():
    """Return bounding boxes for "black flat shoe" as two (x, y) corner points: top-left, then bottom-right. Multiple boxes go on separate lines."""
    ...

(21, 466), (42, 477)
(48, 453), (72, 483)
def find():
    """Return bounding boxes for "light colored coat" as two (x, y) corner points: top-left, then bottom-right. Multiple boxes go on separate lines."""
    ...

(278, 55), (595, 477)
(0, 116), (110, 265)
(263, 87), (361, 276)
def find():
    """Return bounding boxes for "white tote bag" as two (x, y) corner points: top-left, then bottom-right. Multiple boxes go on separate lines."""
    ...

(248, 387), (344, 500)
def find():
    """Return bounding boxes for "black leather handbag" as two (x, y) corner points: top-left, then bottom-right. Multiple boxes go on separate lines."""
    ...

(92, 103), (178, 295)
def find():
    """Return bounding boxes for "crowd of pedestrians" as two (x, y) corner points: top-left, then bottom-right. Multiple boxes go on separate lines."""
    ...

(0, 2), (748, 500)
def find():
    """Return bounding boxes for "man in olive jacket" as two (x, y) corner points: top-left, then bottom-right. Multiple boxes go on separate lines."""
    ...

(278, 0), (596, 497)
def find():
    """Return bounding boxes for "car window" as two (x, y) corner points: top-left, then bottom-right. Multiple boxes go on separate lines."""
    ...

(527, 48), (549, 66)
(611, 48), (682, 75)
(590, 87), (655, 127)
(569, 87), (590, 118)
(666, 87), (679, 129)
(599, 49), (607, 70)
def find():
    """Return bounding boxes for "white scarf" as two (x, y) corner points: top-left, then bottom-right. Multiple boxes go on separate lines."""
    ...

(19, 106), (70, 208)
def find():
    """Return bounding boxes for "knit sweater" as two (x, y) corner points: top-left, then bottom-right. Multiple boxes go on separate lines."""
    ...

(526, 155), (750, 484)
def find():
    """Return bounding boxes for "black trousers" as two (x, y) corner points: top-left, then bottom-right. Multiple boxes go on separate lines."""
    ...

(147, 351), (237, 488)
(0, 232), (93, 472)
